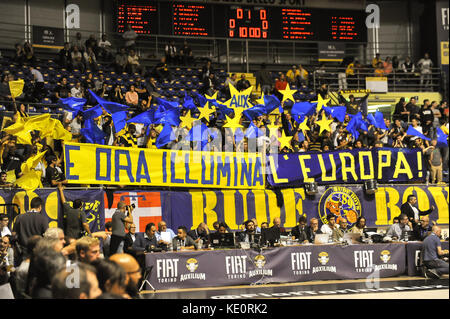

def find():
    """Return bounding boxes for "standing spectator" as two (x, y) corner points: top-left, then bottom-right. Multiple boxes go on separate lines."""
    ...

(11, 197), (48, 263)
(372, 53), (382, 68)
(0, 215), (11, 237)
(393, 97), (409, 122)
(115, 47), (128, 74)
(28, 65), (45, 103)
(84, 34), (98, 54)
(417, 53), (433, 91)
(110, 202), (133, 256)
(345, 59), (356, 89)
(127, 49), (144, 76)
(82, 73), (95, 93)
(274, 73), (288, 101)
(12, 43), (25, 64)
(236, 74), (251, 92)
(225, 73), (237, 88)
(426, 139), (443, 184)
(122, 25), (137, 51)
(23, 42), (36, 65)
(286, 65), (300, 85)
(419, 99), (434, 136)
(165, 40), (177, 64)
(400, 195), (434, 226)
(45, 155), (67, 187)
(201, 73), (219, 96)
(71, 81), (84, 98)
(431, 101), (442, 128)
(201, 61), (214, 80)
(98, 34), (113, 60)
(71, 32), (85, 52)
(298, 64), (309, 85)
(179, 40), (193, 66)
(71, 46), (85, 72)
(406, 97), (421, 121)
(392, 56), (400, 70)
(401, 56), (415, 74)
(125, 85), (139, 107)
(256, 63), (272, 95)
(111, 85), (124, 104)
(83, 47), (98, 72)
(124, 224), (137, 256)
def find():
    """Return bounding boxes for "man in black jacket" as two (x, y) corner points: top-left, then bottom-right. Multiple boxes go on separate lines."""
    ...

(291, 215), (309, 243)
(124, 223), (137, 256)
(400, 194), (435, 227)
(413, 215), (434, 241)
(187, 222), (209, 243)
(338, 93), (369, 115)
(305, 218), (322, 243)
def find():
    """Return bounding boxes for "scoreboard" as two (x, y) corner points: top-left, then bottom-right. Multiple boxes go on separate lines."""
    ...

(116, 1), (367, 42)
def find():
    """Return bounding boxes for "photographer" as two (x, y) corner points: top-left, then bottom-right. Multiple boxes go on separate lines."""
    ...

(110, 201), (134, 255)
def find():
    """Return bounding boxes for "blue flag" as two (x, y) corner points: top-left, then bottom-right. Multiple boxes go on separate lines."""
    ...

(59, 97), (86, 117)
(263, 95), (281, 114)
(88, 90), (128, 114)
(80, 119), (106, 145)
(183, 92), (196, 110)
(323, 106), (346, 123)
(291, 102), (316, 123)
(297, 131), (305, 142)
(366, 114), (378, 127)
(234, 128), (245, 143)
(347, 112), (367, 139)
(112, 111), (128, 133)
(156, 97), (179, 112)
(242, 104), (266, 121)
(245, 123), (264, 138)
(436, 127), (448, 147)
(127, 109), (154, 126)
(374, 111), (388, 130)
(83, 105), (103, 120)
(154, 108), (180, 127)
(406, 126), (431, 141)
(211, 101), (234, 120)
(194, 92), (207, 107)
(155, 124), (176, 148)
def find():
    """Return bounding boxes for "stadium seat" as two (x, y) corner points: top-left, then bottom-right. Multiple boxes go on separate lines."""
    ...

(39, 107), (51, 113)
(0, 105), (6, 111)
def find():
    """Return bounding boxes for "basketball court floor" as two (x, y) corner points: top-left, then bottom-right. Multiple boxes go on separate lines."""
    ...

(140, 276), (449, 299)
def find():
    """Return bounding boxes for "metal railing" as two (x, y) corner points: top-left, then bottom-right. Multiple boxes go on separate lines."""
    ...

(312, 67), (443, 93)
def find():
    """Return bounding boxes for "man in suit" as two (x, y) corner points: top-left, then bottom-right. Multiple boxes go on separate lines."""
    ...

(291, 215), (309, 243)
(400, 194), (435, 227)
(187, 223), (209, 245)
(124, 223), (137, 256)
(236, 220), (259, 244)
(132, 223), (159, 253)
(305, 218), (322, 243)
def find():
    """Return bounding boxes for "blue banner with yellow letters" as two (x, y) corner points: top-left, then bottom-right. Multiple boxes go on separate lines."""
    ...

(0, 188), (104, 233)
(267, 148), (425, 186)
(64, 142), (265, 189)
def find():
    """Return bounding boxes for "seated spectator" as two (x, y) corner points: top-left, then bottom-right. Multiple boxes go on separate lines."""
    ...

(187, 223), (210, 244)
(98, 83), (111, 99)
(332, 219), (349, 242)
(127, 49), (144, 76)
(0, 171), (13, 188)
(271, 217), (286, 233)
(383, 56), (393, 75)
(291, 215), (308, 243)
(172, 226), (195, 251)
(123, 223), (136, 256)
(111, 85), (124, 104)
(385, 213), (412, 240)
(1, 136), (23, 173)
(152, 57), (172, 82)
(286, 65), (300, 85)
(372, 53), (382, 68)
(82, 72), (95, 92)
(201, 73), (219, 96)
(305, 218), (322, 243)
(374, 62), (385, 77)
(54, 77), (71, 100)
(413, 216), (434, 241)
(179, 40), (193, 65)
(71, 46), (85, 72)
(76, 236), (101, 264)
(132, 222), (160, 253)
(84, 34), (98, 54)
(94, 74), (105, 92)
(92, 259), (129, 298)
(155, 220), (176, 247)
(298, 64), (309, 85)
(102, 221), (113, 258)
(256, 63), (272, 95)
(320, 214), (338, 235)
(108, 253), (141, 299)
(122, 25), (137, 51)
(115, 47), (128, 74)
(71, 81), (84, 98)
(83, 47), (98, 72)
(422, 226), (449, 279)
(201, 60), (214, 80)
(0, 215), (11, 237)
(236, 74), (251, 92)
(274, 74), (288, 100)
(125, 85), (139, 107)
(98, 34), (113, 60)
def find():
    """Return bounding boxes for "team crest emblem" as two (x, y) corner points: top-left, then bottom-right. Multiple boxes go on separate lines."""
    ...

(186, 258), (199, 272)
(318, 187), (362, 228)
(254, 255), (266, 268)
(318, 252), (329, 265)
(380, 250), (391, 263)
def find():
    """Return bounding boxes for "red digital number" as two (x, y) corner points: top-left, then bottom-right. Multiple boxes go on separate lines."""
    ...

(239, 27), (247, 37)
(260, 9), (266, 20)
(229, 30), (234, 37)
(229, 19), (235, 29)
(247, 9), (251, 19)
(237, 8), (243, 19)
(262, 31), (267, 38)
(262, 20), (268, 30)
(249, 28), (261, 38)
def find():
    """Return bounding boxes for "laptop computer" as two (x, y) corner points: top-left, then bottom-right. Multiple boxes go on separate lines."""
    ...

(209, 232), (235, 248)
(314, 233), (330, 244)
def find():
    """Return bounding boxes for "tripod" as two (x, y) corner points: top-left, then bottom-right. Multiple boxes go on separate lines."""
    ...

(139, 266), (156, 292)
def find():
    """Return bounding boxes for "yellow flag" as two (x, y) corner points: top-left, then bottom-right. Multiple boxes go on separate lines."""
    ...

(20, 150), (47, 175)
(5, 170), (16, 183)
(52, 120), (72, 141)
(441, 124), (449, 135)
(23, 114), (52, 132)
(8, 80), (24, 98)
(15, 170), (43, 191)
(3, 121), (25, 135)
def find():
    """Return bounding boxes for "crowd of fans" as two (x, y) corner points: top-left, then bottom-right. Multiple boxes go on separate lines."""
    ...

(0, 32), (449, 190)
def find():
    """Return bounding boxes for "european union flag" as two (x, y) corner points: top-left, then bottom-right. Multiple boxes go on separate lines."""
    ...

(183, 92), (196, 110)
(436, 127), (448, 147)
(58, 97), (86, 117)
(375, 111), (388, 130)
(88, 90), (128, 114)
(244, 123), (264, 138)
(127, 109), (154, 126)
(83, 105), (103, 120)
(155, 124), (176, 148)
(406, 126), (431, 141)
(80, 119), (106, 145)
(323, 106), (346, 123)
(112, 111), (128, 133)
